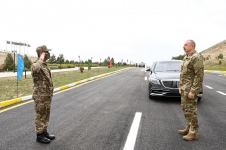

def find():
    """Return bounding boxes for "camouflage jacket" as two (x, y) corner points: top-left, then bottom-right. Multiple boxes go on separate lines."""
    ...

(31, 60), (54, 97)
(179, 51), (204, 95)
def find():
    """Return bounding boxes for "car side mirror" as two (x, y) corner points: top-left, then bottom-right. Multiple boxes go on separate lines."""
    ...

(149, 69), (153, 74)
(146, 68), (151, 72)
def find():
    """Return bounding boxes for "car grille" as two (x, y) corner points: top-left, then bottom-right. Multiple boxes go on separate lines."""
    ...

(161, 81), (179, 89)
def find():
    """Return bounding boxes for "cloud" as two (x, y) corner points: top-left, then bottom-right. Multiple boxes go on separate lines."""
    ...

(0, 0), (225, 64)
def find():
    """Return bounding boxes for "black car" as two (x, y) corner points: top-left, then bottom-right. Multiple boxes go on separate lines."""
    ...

(147, 60), (202, 99)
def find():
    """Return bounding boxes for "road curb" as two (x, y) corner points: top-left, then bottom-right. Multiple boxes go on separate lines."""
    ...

(0, 67), (131, 109)
(205, 70), (226, 76)
(0, 98), (23, 108)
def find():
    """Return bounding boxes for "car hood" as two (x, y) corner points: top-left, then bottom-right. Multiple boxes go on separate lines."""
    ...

(153, 72), (180, 80)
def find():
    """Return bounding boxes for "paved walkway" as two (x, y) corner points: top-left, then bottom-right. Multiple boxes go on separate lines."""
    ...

(0, 67), (105, 78)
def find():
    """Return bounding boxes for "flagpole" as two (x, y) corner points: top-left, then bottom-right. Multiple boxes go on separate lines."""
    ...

(17, 45), (19, 98)
(17, 47), (18, 98)
(16, 52), (18, 98)
(8, 41), (26, 98)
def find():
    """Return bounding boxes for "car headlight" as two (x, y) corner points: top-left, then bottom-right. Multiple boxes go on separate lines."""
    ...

(150, 78), (161, 85)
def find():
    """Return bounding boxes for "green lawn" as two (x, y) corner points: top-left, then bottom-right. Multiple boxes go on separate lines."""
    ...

(0, 67), (127, 102)
(204, 64), (226, 71)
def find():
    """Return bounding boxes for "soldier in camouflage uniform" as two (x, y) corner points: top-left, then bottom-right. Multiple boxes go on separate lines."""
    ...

(178, 40), (204, 141)
(31, 45), (55, 144)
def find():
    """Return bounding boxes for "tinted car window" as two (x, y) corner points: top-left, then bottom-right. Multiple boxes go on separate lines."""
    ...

(154, 61), (182, 72)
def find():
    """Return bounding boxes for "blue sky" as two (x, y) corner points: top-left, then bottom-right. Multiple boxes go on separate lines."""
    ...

(0, 0), (225, 65)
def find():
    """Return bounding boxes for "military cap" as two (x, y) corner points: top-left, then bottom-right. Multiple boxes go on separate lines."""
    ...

(36, 45), (51, 57)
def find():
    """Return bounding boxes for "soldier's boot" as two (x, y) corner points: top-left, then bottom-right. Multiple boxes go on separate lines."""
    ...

(178, 126), (190, 135)
(182, 130), (199, 141)
(43, 130), (55, 140)
(36, 133), (51, 144)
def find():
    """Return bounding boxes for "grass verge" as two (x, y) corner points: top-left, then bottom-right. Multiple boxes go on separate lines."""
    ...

(204, 64), (226, 71)
(0, 67), (128, 102)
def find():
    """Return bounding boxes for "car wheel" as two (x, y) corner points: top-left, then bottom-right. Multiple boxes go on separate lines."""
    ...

(149, 95), (154, 99)
(198, 97), (202, 101)
(148, 84), (153, 99)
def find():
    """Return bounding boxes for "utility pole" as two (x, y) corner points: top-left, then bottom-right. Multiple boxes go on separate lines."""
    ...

(78, 56), (80, 66)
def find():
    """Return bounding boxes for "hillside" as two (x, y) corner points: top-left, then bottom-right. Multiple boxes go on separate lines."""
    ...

(201, 40), (226, 64)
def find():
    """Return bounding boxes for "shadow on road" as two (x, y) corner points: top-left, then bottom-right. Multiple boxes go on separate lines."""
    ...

(148, 96), (203, 105)
(149, 97), (181, 104)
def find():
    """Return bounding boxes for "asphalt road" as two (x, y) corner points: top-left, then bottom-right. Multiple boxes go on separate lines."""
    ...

(0, 68), (226, 150)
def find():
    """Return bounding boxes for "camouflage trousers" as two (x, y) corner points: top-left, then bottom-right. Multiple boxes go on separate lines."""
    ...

(181, 91), (199, 132)
(33, 96), (52, 134)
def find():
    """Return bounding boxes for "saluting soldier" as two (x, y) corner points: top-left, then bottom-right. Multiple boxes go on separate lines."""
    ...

(31, 45), (55, 144)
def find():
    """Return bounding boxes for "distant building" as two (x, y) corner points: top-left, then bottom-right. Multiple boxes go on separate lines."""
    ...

(0, 51), (8, 70)
(0, 50), (37, 70)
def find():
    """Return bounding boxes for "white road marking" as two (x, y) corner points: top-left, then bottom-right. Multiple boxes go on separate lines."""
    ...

(205, 85), (213, 89)
(216, 91), (226, 96)
(144, 77), (147, 81)
(218, 75), (223, 77)
(123, 112), (142, 150)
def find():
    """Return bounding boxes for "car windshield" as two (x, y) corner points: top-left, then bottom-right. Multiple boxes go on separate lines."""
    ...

(154, 61), (182, 72)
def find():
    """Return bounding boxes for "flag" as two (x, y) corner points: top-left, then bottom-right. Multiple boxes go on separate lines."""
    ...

(17, 54), (24, 80)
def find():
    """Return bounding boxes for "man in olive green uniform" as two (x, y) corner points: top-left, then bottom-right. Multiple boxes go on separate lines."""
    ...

(31, 45), (55, 144)
(178, 40), (204, 141)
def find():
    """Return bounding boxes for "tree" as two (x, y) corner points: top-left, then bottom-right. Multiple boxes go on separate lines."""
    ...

(69, 60), (75, 64)
(107, 56), (111, 62)
(103, 59), (108, 66)
(24, 54), (31, 69)
(4, 53), (14, 71)
(218, 53), (223, 60)
(87, 59), (92, 70)
(49, 54), (56, 64)
(219, 60), (222, 65)
(111, 57), (115, 65)
(101, 56), (111, 66)
(65, 59), (70, 64)
(56, 54), (65, 64)
(172, 54), (185, 60)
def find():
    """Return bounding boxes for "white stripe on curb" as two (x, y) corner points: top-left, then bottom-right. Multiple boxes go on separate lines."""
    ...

(68, 83), (77, 87)
(216, 91), (226, 96)
(21, 95), (32, 101)
(123, 112), (142, 150)
(54, 87), (61, 92)
(205, 85), (213, 89)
